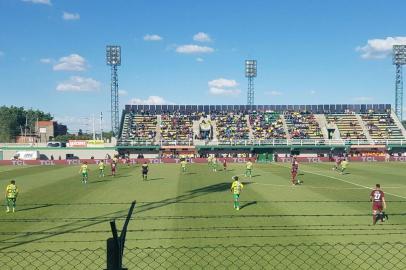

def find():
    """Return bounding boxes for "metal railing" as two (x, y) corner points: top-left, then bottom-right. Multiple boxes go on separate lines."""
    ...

(117, 138), (406, 147)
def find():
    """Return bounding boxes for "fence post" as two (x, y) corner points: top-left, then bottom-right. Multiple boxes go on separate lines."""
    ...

(106, 237), (120, 270)
(105, 201), (136, 270)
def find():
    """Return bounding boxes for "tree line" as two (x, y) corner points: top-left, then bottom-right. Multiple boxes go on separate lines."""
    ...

(0, 106), (52, 142)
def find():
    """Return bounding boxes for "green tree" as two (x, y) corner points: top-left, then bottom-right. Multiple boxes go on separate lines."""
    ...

(0, 106), (53, 142)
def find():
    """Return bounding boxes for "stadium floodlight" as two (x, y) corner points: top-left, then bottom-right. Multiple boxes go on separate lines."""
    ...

(106, 45), (121, 136)
(393, 45), (406, 120)
(106, 45), (121, 66)
(245, 60), (257, 106)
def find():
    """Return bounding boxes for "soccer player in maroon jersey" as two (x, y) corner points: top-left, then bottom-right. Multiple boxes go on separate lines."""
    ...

(370, 184), (387, 225)
(333, 157), (342, 171)
(291, 158), (299, 185)
(111, 161), (117, 177)
(223, 158), (227, 172)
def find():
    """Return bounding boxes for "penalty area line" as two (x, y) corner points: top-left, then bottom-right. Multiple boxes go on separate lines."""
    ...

(296, 166), (406, 200)
(253, 182), (404, 190)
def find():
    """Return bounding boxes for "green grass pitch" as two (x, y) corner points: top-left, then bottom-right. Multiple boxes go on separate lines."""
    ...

(0, 162), (406, 268)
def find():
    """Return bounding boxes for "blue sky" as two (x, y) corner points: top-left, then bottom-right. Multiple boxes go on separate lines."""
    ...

(1, 0), (406, 131)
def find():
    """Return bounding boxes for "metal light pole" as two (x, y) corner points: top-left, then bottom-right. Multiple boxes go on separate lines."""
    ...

(393, 45), (406, 120)
(245, 60), (257, 105)
(106, 45), (121, 136)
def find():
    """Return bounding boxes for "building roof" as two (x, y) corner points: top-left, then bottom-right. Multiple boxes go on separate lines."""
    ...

(37, 121), (54, 127)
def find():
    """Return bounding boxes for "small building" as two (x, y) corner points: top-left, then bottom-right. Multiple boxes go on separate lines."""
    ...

(36, 121), (67, 142)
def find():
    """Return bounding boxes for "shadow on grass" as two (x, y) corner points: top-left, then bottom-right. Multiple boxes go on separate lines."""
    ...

(17, 204), (53, 212)
(88, 176), (132, 184)
(114, 175), (131, 178)
(240, 201), (257, 210)
(146, 178), (164, 181)
(0, 181), (253, 250)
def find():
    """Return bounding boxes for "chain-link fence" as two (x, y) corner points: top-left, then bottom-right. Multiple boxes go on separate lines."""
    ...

(1, 242), (406, 270)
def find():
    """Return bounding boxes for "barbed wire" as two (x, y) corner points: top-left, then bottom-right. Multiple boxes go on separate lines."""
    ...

(14, 199), (406, 206)
(3, 231), (406, 245)
(2, 224), (406, 236)
(1, 213), (405, 223)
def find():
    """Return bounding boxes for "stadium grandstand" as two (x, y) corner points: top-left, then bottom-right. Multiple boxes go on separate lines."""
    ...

(117, 103), (406, 159)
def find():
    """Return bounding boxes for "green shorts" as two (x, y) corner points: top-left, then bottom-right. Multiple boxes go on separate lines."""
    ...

(233, 194), (240, 200)
(82, 172), (88, 177)
(6, 198), (16, 207)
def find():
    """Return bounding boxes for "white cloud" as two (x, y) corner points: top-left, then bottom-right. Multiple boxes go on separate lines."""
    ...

(208, 78), (238, 88)
(353, 96), (374, 102)
(356, 36), (406, 59)
(53, 54), (87, 71)
(176, 45), (214, 54)
(143, 34), (163, 41)
(129, 96), (175, 105)
(209, 88), (241, 96)
(40, 58), (52, 64)
(196, 57), (204, 62)
(193, 32), (212, 42)
(22, 0), (51, 5)
(63, 12), (80, 21)
(208, 78), (240, 96)
(265, 91), (283, 96)
(118, 90), (128, 96)
(56, 76), (101, 92)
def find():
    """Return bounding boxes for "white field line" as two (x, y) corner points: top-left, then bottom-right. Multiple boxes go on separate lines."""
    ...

(252, 182), (404, 190)
(274, 164), (406, 200)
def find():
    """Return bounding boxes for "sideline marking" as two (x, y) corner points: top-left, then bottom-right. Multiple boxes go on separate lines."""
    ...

(274, 163), (406, 200)
(252, 182), (404, 190)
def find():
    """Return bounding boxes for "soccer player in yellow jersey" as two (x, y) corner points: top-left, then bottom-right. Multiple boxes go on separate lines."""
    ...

(245, 159), (253, 179)
(180, 160), (187, 173)
(207, 156), (212, 167)
(340, 159), (349, 175)
(211, 157), (218, 172)
(231, 176), (243, 210)
(5, 180), (18, 213)
(79, 161), (89, 183)
(98, 160), (105, 177)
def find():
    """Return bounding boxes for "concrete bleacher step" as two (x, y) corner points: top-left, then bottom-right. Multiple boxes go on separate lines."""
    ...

(246, 115), (254, 140)
(192, 117), (207, 144)
(315, 114), (341, 140)
(210, 116), (218, 141)
(280, 114), (291, 139)
(314, 114), (329, 140)
(155, 115), (162, 142)
(355, 114), (373, 143)
(391, 110), (406, 139)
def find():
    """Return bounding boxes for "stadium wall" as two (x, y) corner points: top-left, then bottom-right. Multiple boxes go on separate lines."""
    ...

(0, 147), (117, 160)
(1, 156), (406, 166)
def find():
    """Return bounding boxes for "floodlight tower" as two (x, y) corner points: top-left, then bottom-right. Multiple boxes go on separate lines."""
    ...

(106, 45), (121, 136)
(245, 60), (257, 105)
(393, 45), (406, 120)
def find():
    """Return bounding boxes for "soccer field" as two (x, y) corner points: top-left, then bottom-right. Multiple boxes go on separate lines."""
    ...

(1, 162), (406, 269)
